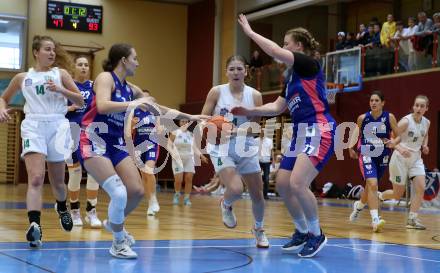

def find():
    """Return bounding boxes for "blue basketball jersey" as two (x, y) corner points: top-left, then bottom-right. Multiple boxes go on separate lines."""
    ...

(66, 80), (94, 124)
(359, 111), (392, 157)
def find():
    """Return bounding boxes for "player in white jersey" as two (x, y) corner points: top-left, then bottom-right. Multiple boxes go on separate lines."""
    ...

(0, 35), (84, 248)
(169, 119), (209, 206)
(201, 55), (269, 248)
(380, 95), (430, 229)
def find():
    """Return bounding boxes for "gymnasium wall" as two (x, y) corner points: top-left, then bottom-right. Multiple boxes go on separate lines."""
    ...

(0, 0), (188, 109)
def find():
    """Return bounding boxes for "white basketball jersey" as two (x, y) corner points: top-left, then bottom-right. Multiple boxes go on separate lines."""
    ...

(174, 129), (193, 157)
(400, 114), (429, 152)
(21, 67), (68, 117)
(212, 84), (256, 127)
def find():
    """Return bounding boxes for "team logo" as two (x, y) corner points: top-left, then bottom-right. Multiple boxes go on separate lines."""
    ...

(408, 131), (414, 137)
(413, 137), (418, 142)
(219, 108), (229, 116)
(365, 164), (372, 170)
(118, 137), (124, 146)
(362, 156), (372, 164)
(381, 117), (387, 123)
(383, 155), (389, 164)
(396, 176), (401, 182)
(424, 172), (439, 201)
(24, 79), (32, 86)
(115, 89), (122, 98)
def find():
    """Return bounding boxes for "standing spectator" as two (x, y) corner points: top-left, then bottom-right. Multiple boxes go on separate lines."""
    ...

(250, 50), (264, 69)
(256, 129), (274, 199)
(404, 17), (419, 71)
(335, 32), (346, 50)
(356, 24), (369, 45)
(391, 21), (409, 71)
(344, 32), (357, 49)
(414, 11), (434, 69)
(381, 14), (396, 47)
(371, 23), (382, 47)
(431, 13), (440, 66)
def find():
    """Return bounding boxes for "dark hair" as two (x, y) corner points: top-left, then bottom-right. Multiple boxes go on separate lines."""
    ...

(102, 43), (133, 72)
(370, 90), (384, 101)
(408, 16), (416, 22)
(32, 35), (74, 74)
(396, 20), (404, 26)
(225, 55), (247, 68)
(415, 95), (429, 106)
(285, 27), (320, 56)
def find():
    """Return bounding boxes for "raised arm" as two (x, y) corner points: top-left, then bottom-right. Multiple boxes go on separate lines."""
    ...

(0, 73), (26, 122)
(238, 14), (295, 65)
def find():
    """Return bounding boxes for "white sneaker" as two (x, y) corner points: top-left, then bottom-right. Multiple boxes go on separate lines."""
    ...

(85, 208), (102, 228)
(26, 222), (42, 248)
(109, 239), (137, 259)
(147, 206), (155, 216)
(71, 209), (83, 226)
(349, 201), (363, 222)
(406, 218), (426, 230)
(220, 199), (237, 228)
(103, 219), (136, 247)
(372, 218), (386, 233)
(151, 201), (160, 213)
(252, 228), (270, 248)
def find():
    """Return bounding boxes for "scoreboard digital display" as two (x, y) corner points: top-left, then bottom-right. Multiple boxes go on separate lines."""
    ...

(46, 1), (103, 33)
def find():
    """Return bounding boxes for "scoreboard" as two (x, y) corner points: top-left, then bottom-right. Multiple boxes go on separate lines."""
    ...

(46, 1), (103, 33)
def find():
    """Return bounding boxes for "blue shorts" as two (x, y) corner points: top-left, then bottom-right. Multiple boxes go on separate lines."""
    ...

(79, 131), (129, 167)
(133, 138), (159, 163)
(358, 154), (390, 180)
(280, 126), (334, 172)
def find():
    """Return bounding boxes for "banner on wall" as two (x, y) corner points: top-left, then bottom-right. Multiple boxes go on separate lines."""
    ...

(0, 79), (25, 106)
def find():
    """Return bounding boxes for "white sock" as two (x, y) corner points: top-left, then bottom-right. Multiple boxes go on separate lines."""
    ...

(409, 212), (418, 219)
(293, 217), (308, 234)
(184, 194), (190, 199)
(307, 218), (321, 236)
(113, 230), (124, 241)
(370, 210), (379, 223)
(87, 198), (98, 207)
(356, 201), (366, 210)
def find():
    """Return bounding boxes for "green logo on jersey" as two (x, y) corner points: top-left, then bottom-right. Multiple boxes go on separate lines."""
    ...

(217, 158), (223, 166)
(396, 176), (401, 182)
(35, 85), (45, 95)
(23, 139), (30, 149)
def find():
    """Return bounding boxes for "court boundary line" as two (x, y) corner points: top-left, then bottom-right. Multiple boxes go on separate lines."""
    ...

(0, 250), (55, 272)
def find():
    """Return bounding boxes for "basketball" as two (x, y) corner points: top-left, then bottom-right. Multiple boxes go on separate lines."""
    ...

(202, 116), (233, 145)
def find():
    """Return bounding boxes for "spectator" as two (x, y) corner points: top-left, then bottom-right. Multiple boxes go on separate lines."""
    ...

(363, 24), (375, 47)
(250, 50), (264, 69)
(381, 14), (396, 47)
(256, 130), (274, 199)
(391, 21), (409, 71)
(371, 23), (382, 47)
(404, 17), (419, 71)
(415, 11), (434, 36)
(336, 31), (346, 50)
(269, 153), (282, 182)
(414, 12), (434, 69)
(356, 24), (369, 45)
(345, 32), (357, 49)
(432, 13), (440, 66)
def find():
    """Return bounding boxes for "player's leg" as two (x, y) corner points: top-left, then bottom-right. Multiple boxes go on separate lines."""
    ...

(183, 172), (194, 206)
(172, 157), (184, 205)
(84, 174), (102, 228)
(407, 175), (426, 229)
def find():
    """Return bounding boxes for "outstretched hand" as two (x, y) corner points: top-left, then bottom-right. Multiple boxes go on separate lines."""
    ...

(230, 106), (251, 116)
(238, 14), (253, 37)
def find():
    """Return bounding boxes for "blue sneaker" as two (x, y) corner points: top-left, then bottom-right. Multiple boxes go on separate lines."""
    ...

(298, 231), (327, 258)
(282, 229), (308, 251)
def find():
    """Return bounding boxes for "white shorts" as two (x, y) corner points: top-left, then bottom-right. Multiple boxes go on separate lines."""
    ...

(209, 137), (260, 175)
(172, 155), (195, 174)
(21, 117), (72, 162)
(389, 150), (425, 185)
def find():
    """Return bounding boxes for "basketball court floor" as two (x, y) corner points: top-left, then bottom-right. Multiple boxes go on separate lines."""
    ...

(0, 184), (439, 273)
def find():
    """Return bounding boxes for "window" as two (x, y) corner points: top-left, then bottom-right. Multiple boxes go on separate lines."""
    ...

(0, 15), (26, 71)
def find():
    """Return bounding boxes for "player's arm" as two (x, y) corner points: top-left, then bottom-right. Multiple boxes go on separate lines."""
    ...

(94, 72), (132, 114)
(348, 114), (365, 159)
(422, 120), (430, 155)
(394, 117), (411, 158)
(386, 113), (400, 148)
(238, 14), (295, 65)
(0, 73), (25, 122)
(231, 96), (287, 117)
(201, 87), (219, 116)
(59, 69), (84, 107)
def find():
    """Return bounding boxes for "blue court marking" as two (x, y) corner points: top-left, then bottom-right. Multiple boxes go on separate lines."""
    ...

(0, 202), (54, 209)
(0, 238), (438, 273)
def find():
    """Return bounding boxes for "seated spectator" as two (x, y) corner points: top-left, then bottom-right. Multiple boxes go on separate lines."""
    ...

(356, 23), (369, 45)
(344, 32), (357, 49)
(381, 14), (396, 47)
(336, 31), (346, 50)
(249, 50), (264, 69)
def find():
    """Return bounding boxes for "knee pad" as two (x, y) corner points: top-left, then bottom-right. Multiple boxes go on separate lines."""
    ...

(86, 174), (100, 191)
(102, 175), (127, 224)
(67, 165), (82, 192)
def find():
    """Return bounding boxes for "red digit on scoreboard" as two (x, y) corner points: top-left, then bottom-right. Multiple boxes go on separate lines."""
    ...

(88, 23), (98, 31)
(53, 19), (63, 28)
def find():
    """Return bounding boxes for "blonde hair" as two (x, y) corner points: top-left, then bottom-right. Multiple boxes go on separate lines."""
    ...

(285, 27), (320, 56)
(415, 95), (429, 106)
(32, 35), (74, 74)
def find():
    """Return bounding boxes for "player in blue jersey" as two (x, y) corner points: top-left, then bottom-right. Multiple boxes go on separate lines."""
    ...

(348, 90), (399, 232)
(66, 56), (102, 228)
(234, 14), (334, 258)
(131, 94), (161, 216)
(79, 43), (205, 259)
